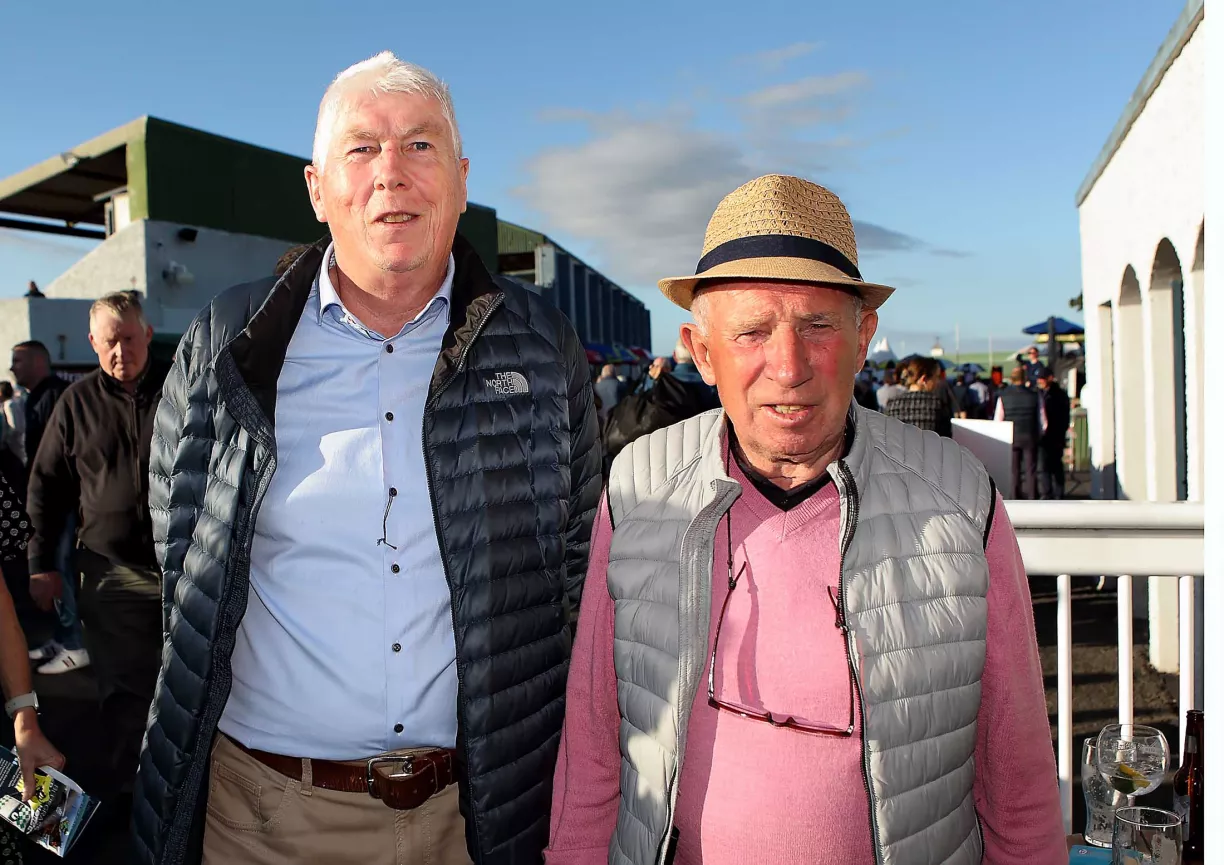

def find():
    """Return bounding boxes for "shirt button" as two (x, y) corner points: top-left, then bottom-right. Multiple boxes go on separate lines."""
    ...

(392, 643), (401, 652)
(385, 344), (394, 354)
(391, 564), (401, 574)
(385, 411), (394, 422)
(394, 724), (404, 734)
(389, 487), (397, 497)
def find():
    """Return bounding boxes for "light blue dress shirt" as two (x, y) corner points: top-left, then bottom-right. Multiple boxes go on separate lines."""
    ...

(218, 246), (458, 759)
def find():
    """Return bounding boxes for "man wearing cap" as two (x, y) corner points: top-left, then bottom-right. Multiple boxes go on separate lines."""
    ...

(544, 175), (1064, 865)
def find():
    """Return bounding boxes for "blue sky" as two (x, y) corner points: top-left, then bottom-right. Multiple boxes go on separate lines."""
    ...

(0, 0), (1187, 354)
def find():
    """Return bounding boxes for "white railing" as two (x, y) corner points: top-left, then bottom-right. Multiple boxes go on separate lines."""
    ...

(1009, 500), (1205, 834)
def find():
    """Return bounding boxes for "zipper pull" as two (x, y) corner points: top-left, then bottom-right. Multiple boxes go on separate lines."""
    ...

(827, 585), (847, 630)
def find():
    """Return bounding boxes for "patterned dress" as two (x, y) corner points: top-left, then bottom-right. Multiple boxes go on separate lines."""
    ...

(0, 468), (30, 865)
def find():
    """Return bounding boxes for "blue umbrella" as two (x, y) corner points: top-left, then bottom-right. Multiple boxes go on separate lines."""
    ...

(1021, 317), (1084, 336)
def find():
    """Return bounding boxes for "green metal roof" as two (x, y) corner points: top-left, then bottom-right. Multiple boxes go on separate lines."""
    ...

(0, 116), (505, 262)
(1076, 0), (1203, 207)
(0, 116), (321, 242)
(497, 219), (548, 255)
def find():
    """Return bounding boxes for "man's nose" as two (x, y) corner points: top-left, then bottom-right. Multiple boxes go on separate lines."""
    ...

(373, 148), (413, 192)
(765, 328), (813, 388)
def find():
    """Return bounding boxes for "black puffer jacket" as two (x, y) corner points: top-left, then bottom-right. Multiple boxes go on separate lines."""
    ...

(132, 235), (601, 865)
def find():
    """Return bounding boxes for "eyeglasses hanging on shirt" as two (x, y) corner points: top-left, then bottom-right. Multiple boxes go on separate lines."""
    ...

(708, 447), (856, 737)
(377, 487), (398, 550)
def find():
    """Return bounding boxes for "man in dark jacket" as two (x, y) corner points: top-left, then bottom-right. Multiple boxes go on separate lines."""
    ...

(10, 340), (69, 472)
(668, 339), (719, 411)
(133, 52), (600, 865)
(12, 340), (89, 673)
(994, 367), (1046, 499)
(1036, 370), (1071, 499)
(26, 290), (168, 801)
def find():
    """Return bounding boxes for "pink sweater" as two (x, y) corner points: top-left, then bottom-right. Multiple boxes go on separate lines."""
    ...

(546, 459), (1066, 865)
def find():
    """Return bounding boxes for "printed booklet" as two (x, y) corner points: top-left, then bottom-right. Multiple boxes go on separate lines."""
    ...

(0, 746), (97, 857)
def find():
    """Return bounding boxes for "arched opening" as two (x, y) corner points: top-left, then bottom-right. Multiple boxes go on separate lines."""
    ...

(1188, 223), (1205, 499)
(1114, 267), (1146, 501)
(1095, 302), (1118, 499)
(1147, 239), (1186, 501)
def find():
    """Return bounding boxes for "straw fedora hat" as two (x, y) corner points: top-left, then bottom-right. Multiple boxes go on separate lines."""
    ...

(658, 174), (895, 311)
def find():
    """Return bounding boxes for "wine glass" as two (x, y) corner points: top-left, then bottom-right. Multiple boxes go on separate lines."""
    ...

(1095, 724), (1170, 800)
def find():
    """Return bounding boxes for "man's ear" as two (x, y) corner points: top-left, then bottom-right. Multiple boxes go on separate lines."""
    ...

(681, 324), (717, 387)
(304, 164), (328, 224)
(856, 310), (879, 371)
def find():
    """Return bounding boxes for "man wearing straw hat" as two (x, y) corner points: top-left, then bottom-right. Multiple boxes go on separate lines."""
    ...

(545, 175), (1064, 864)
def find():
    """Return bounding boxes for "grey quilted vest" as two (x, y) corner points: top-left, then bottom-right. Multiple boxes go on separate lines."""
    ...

(604, 404), (995, 865)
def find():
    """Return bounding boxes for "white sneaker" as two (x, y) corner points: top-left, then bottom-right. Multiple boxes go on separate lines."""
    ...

(28, 641), (60, 662)
(37, 647), (91, 675)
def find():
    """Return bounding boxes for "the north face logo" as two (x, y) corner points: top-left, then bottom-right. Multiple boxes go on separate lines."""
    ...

(484, 371), (530, 396)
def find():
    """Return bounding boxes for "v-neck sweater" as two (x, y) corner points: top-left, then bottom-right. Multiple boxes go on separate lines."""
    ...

(546, 460), (1065, 864)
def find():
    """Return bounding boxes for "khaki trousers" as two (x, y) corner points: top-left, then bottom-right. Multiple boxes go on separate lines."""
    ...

(202, 735), (472, 865)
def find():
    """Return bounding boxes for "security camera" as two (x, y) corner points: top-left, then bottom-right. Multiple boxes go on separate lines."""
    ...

(163, 261), (195, 286)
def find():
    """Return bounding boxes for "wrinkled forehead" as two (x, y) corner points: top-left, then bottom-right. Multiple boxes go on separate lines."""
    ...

(698, 279), (859, 319)
(330, 88), (448, 140)
(90, 309), (144, 334)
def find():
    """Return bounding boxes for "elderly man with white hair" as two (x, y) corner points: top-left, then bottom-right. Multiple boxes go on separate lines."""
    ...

(545, 176), (1064, 864)
(132, 52), (600, 865)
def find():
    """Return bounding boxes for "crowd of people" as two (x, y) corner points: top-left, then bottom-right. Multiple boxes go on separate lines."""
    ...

(845, 345), (1073, 500)
(0, 52), (1071, 865)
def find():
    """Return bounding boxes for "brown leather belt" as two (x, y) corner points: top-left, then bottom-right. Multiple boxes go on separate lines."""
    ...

(231, 738), (457, 811)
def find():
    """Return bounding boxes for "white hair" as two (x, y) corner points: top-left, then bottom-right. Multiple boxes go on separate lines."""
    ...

(689, 288), (865, 334)
(312, 51), (462, 169)
(673, 338), (693, 364)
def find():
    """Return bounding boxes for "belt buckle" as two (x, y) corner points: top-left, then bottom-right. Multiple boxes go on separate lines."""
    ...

(365, 755), (439, 808)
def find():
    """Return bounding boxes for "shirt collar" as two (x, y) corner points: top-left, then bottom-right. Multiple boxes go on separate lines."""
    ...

(315, 242), (454, 336)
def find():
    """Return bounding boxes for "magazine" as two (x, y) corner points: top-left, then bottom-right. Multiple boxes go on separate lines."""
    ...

(0, 746), (97, 857)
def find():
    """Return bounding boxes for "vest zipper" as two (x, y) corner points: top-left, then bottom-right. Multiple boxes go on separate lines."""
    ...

(655, 481), (738, 865)
(422, 293), (502, 865)
(835, 463), (885, 865)
(163, 434), (276, 864)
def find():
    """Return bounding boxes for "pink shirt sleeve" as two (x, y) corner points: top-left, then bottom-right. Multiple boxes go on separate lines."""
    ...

(974, 494), (1067, 863)
(545, 494), (620, 864)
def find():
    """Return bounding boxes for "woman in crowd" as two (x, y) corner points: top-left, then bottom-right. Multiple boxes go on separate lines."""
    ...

(883, 355), (955, 437)
(0, 467), (65, 865)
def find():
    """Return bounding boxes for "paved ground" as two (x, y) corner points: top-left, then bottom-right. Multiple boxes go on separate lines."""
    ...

(4, 561), (1182, 861)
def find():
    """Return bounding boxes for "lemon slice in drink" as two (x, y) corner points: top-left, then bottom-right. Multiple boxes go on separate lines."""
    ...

(1112, 763), (1152, 795)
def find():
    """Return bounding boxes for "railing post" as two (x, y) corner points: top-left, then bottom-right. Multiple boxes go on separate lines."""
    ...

(1178, 574), (1198, 754)
(1057, 573), (1073, 833)
(1117, 575), (1134, 725)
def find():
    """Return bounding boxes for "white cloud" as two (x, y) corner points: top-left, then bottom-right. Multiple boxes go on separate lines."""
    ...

(516, 117), (755, 283)
(739, 72), (869, 109)
(515, 72), (963, 288)
(738, 42), (821, 72)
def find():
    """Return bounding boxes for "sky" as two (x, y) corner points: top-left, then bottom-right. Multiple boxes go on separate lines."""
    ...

(0, 0), (1189, 355)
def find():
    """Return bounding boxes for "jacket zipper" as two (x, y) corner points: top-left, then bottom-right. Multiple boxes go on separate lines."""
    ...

(163, 439), (275, 864)
(130, 396), (146, 528)
(421, 293), (503, 865)
(835, 463), (884, 865)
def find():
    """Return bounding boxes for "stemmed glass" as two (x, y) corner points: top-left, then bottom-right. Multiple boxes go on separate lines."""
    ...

(1095, 724), (1170, 800)
(1083, 736), (1132, 847)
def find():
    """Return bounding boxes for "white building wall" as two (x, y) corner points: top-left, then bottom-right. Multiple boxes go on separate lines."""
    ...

(0, 297), (95, 384)
(44, 220), (149, 303)
(5, 220), (302, 379)
(44, 220), (299, 333)
(1079, 22), (1204, 502)
(1077, 18), (1203, 674)
(139, 220), (298, 334)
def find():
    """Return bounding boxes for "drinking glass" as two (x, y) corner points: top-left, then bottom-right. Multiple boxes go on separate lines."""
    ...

(1110, 806), (1181, 864)
(1095, 724), (1170, 799)
(1083, 737), (1131, 846)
